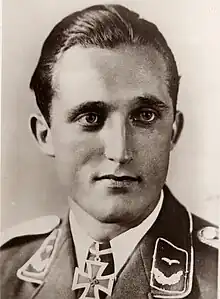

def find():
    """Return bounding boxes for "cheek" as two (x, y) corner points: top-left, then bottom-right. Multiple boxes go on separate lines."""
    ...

(51, 126), (102, 184)
(134, 128), (172, 178)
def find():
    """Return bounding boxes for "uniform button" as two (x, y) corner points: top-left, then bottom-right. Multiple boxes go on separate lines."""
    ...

(202, 227), (218, 240)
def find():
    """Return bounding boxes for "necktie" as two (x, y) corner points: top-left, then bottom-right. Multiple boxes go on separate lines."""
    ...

(72, 241), (115, 299)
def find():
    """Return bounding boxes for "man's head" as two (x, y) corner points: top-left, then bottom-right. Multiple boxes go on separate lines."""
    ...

(30, 4), (180, 125)
(30, 4), (183, 228)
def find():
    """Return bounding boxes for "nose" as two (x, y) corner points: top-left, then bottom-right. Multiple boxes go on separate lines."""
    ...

(100, 113), (132, 164)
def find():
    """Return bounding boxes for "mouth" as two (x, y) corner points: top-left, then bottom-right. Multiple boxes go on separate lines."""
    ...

(94, 174), (141, 182)
(93, 174), (142, 190)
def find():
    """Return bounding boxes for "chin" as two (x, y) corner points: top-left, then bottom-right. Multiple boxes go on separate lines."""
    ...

(91, 204), (135, 224)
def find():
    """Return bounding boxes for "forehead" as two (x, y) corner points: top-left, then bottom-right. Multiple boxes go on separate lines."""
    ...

(52, 45), (171, 108)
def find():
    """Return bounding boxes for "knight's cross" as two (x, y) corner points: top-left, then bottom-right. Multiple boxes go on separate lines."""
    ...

(72, 260), (115, 299)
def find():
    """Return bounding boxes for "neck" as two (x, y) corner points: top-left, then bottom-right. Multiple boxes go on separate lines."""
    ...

(68, 196), (160, 242)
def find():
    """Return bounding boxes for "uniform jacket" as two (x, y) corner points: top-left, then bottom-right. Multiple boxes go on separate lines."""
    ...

(0, 186), (218, 299)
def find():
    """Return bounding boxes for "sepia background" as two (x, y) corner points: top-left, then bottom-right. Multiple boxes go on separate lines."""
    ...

(1, 0), (220, 230)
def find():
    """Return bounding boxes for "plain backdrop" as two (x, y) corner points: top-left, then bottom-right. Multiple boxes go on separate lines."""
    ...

(1, 0), (220, 230)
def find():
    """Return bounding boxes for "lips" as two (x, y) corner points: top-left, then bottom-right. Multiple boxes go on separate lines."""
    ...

(93, 174), (141, 191)
(94, 174), (141, 182)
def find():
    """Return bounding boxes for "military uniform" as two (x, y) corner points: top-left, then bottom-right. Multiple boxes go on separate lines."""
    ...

(0, 186), (218, 299)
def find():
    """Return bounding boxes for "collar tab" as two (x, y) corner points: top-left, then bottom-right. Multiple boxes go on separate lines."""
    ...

(150, 237), (193, 298)
(17, 228), (62, 284)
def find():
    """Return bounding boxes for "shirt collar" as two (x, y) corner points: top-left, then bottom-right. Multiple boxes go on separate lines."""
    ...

(69, 190), (164, 275)
(69, 210), (93, 272)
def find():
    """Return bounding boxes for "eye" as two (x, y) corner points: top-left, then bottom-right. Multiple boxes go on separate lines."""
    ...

(77, 112), (104, 129)
(139, 111), (156, 122)
(80, 113), (98, 124)
(131, 108), (158, 125)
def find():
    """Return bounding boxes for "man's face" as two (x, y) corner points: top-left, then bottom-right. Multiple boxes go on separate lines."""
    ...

(49, 45), (175, 225)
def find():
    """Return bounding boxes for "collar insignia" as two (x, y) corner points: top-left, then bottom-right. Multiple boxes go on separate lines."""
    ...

(150, 238), (193, 298)
(17, 229), (62, 284)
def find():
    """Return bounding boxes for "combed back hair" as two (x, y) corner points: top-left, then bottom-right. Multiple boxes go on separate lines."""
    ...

(30, 4), (180, 125)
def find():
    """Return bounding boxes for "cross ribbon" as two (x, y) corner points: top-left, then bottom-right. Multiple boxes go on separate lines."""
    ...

(89, 242), (112, 258)
(72, 260), (115, 299)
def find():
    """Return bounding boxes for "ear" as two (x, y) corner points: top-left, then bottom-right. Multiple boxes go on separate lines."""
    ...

(29, 114), (55, 157)
(170, 110), (184, 151)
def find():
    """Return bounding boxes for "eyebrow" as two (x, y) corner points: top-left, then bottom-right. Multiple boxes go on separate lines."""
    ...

(66, 101), (108, 123)
(133, 95), (169, 110)
(66, 95), (169, 123)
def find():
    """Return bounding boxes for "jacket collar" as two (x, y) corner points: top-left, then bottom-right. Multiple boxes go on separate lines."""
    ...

(31, 214), (77, 299)
(141, 186), (194, 298)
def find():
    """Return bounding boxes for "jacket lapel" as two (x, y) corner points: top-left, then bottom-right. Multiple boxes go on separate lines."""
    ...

(32, 215), (77, 299)
(110, 245), (150, 299)
(140, 186), (197, 299)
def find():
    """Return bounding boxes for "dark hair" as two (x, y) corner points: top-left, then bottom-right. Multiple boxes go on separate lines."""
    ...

(30, 4), (180, 125)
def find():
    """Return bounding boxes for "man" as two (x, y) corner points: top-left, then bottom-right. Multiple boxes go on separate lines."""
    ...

(0, 4), (218, 299)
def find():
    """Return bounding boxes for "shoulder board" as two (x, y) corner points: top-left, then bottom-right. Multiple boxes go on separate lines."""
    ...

(197, 226), (219, 249)
(0, 215), (60, 247)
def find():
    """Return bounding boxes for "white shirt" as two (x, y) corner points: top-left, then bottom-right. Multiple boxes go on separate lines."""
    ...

(69, 190), (164, 276)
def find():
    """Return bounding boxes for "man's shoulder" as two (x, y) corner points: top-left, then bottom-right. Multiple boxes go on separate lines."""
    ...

(0, 215), (60, 248)
(191, 214), (218, 295)
(192, 213), (218, 261)
(1, 233), (47, 288)
(192, 214), (218, 249)
(0, 215), (61, 288)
